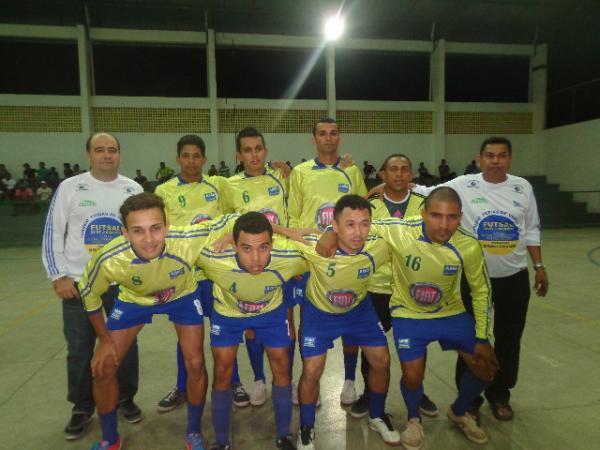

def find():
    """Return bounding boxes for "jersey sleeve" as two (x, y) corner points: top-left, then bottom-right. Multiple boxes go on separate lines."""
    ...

(351, 167), (368, 196)
(370, 219), (403, 250)
(524, 184), (542, 246)
(41, 184), (70, 280)
(287, 168), (303, 228)
(78, 245), (113, 313)
(212, 176), (231, 213)
(462, 240), (492, 340)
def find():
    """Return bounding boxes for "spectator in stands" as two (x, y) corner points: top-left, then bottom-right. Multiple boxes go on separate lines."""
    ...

(37, 162), (50, 183)
(418, 162), (429, 178)
(218, 160), (231, 177)
(134, 169), (148, 188)
(208, 164), (218, 176)
(13, 179), (35, 215)
(464, 160), (480, 175)
(63, 162), (74, 179)
(36, 180), (53, 202)
(48, 167), (60, 190)
(73, 163), (85, 175)
(23, 163), (37, 186)
(0, 163), (11, 180)
(438, 159), (456, 182)
(363, 160), (376, 180)
(155, 161), (175, 184)
(235, 161), (244, 173)
(2, 174), (16, 198)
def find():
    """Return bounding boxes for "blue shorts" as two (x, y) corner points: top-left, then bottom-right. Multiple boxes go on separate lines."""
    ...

(300, 297), (387, 358)
(106, 285), (205, 331)
(199, 279), (214, 319)
(392, 312), (477, 362)
(210, 303), (290, 348)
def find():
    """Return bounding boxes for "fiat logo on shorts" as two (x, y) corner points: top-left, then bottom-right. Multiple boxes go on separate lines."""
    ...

(315, 202), (336, 231)
(259, 208), (280, 225)
(151, 286), (176, 305)
(237, 299), (269, 314)
(327, 289), (357, 308)
(409, 283), (442, 306)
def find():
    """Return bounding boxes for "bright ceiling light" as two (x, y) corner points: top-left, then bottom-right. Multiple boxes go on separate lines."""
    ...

(324, 15), (344, 41)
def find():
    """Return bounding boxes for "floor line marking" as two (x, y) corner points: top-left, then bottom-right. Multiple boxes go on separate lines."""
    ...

(0, 298), (55, 337)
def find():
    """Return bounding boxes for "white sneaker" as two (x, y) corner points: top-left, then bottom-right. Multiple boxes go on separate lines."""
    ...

(447, 407), (488, 444)
(368, 414), (401, 445)
(249, 379), (267, 406)
(296, 426), (315, 450)
(292, 381), (299, 406)
(340, 380), (357, 405)
(400, 418), (424, 450)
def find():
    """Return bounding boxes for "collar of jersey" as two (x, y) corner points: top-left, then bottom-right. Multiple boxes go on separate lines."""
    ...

(131, 244), (167, 264)
(336, 244), (364, 256)
(419, 222), (453, 245)
(312, 156), (341, 169)
(234, 253), (272, 273)
(243, 168), (267, 178)
(177, 174), (203, 185)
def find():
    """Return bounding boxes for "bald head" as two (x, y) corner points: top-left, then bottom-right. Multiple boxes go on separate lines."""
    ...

(424, 186), (462, 211)
(86, 132), (120, 153)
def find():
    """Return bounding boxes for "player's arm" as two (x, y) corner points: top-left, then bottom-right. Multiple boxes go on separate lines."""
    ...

(272, 223), (318, 245)
(269, 161), (291, 178)
(524, 188), (548, 297)
(287, 168), (303, 228)
(351, 166), (368, 197)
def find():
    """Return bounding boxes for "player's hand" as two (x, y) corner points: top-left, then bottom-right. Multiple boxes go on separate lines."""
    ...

(339, 153), (355, 169)
(366, 183), (385, 199)
(53, 276), (79, 300)
(270, 160), (291, 178)
(91, 337), (119, 378)
(212, 233), (234, 252)
(534, 268), (549, 297)
(471, 342), (499, 382)
(408, 182), (416, 190)
(316, 230), (338, 258)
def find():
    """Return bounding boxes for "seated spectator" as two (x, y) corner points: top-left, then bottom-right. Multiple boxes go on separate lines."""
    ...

(218, 160), (231, 177)
(134, 169), (148, 188)
(418, 162), (430, 178)
(23, 163), (37, 186)
(13, 179), (35, 215)
(47, 167), (60, 190)
(208, 164), (218, 176)
(36, 181), (53, 202)
(235, 161), (244, 174)
(438, 159), (456, 182)
(155, 161), (175, 184)
(0, 163), (11, 180)
(2, 174), (16, 198)
(464, 159), (480, 175)
(73, 163), (85, 175)
(63, 162), (74, 179)
(363, 160), (376, 180)
(37, 162), (50, 183)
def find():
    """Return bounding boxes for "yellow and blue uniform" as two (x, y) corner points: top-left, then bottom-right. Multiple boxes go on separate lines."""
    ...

(370, 217), (492, 361)
(200, 236), (306, 347)
(78, 215), (235, 330)
(294, 235), (390, 357)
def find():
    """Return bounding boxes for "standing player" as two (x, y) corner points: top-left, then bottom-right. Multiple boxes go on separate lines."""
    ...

(154, 135), (251, 411)
(42, 132), (142, 440)
(288, 117), (367, 405)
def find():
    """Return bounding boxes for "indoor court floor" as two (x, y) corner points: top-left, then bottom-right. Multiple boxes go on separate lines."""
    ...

(1, 228), (599, 450)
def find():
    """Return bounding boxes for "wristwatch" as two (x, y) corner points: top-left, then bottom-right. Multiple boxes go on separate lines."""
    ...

(533, 262), (546, 270)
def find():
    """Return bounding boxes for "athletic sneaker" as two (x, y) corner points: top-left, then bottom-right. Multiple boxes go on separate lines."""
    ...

(368, 414), (401, 445)
(186, 433), (206, 450)
(90, 438), (122, 450)
(119, 399), (142, 423)
(210, 444), (231, 450)
(419, 394), (439, 417)
(250, 379), (267, 406)
(340, 380), (357, 405)
(157, 387), (186, 413)
(276, 434), (297, 450)
(65, 412), (92, 440)
(232, 383), (250, 407)
(296, 426), (315, 450)
(447, 407), (488, 444)
(350, 393), (369, 418)
(400, 418), (424, 450)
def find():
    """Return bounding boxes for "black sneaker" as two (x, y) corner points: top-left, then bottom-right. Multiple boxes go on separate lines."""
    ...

(157, 387), (186, 413)
(276, 434), (297, 450)
(232, 383), (250, 407)
(210, 444), (232, 450)
(297, 426), (315, 449)
(64, 412), (92, 440)
(350, 392), (369, 419)
(119, 398), (142, 423)
(419, 394), (439, 417)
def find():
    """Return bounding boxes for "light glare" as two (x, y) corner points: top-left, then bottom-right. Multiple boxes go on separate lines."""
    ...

(324, 15), (344, 41)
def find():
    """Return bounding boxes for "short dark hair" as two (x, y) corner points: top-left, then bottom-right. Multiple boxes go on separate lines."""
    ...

(380, 153), (413, 171)
(423, 186), (462, 211)
(177, 134), (206, 156)
(236, 127), (266, 152)
(86, 132), (120, 152)
(233, 211), (273, 243)
(120, 193), (166, 228)
(312, 117), (338, 136)
(480, 136), (512, 156)
(333, 194), (372, 221)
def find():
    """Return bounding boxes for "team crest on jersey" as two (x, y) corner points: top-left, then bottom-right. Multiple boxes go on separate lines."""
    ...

(259, 208), (280, 224)
(191, 213), (212, 224)
(409, 282), (442, 306)
(467, 180), (479, 188)
(264, 285), (278, 294)
(204, 192), (217, 202)
(151, 286), (176, 304)
(76, 183), (89, 191)
(327, 289), (357, 308)
(79, 199), (97, 207)
(110, 308), (123, 321)
(471, 197), (487, 204)
(237, 299), (269, 314)
(268, 186), (280, 196)
(357, 267), (371, 279)
(315, 202), (336, 231)
(123, 186), (136, 195)
(443, 265), (460, 276)
(338, 183), (350, 193)
(512, 184), (524, 194)
(169, 268), (185, 279)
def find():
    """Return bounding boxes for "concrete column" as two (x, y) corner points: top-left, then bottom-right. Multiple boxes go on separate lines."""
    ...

(530, 43), (547, 174)
(326, 44), (336, 118)
(431, 38), (446, 165)
(76, 24), (92, 142)
(206, 29), (220, 161)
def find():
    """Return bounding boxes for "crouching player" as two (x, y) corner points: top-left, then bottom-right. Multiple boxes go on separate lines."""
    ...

(79, 193), (232, 450)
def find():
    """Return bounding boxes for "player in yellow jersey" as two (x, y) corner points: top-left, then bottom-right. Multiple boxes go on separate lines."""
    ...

(79, 193), (233, 450)
(200, 212), (306, 450)
(296, 195), (400, 450)
(288, 117), (368, 406)
(350, 154), (438, 420)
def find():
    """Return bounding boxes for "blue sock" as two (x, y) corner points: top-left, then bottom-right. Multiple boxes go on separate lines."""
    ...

(289, 339), (296, 381)
(99, 410), (118, 445)
(231, 358), (241, 385)
(272, 384), (292, 438)
(400, 378), (423, 420)
(176, 343), (187, 393)
(211, 388), (232, 446)
(452, 370), (489, 416)
(368, 391), (386, 419)
(343, 351), (358, 381)
(299, 402), (317, 428)
(245, 338), (265, 382)
(187, 402), (204, 435)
